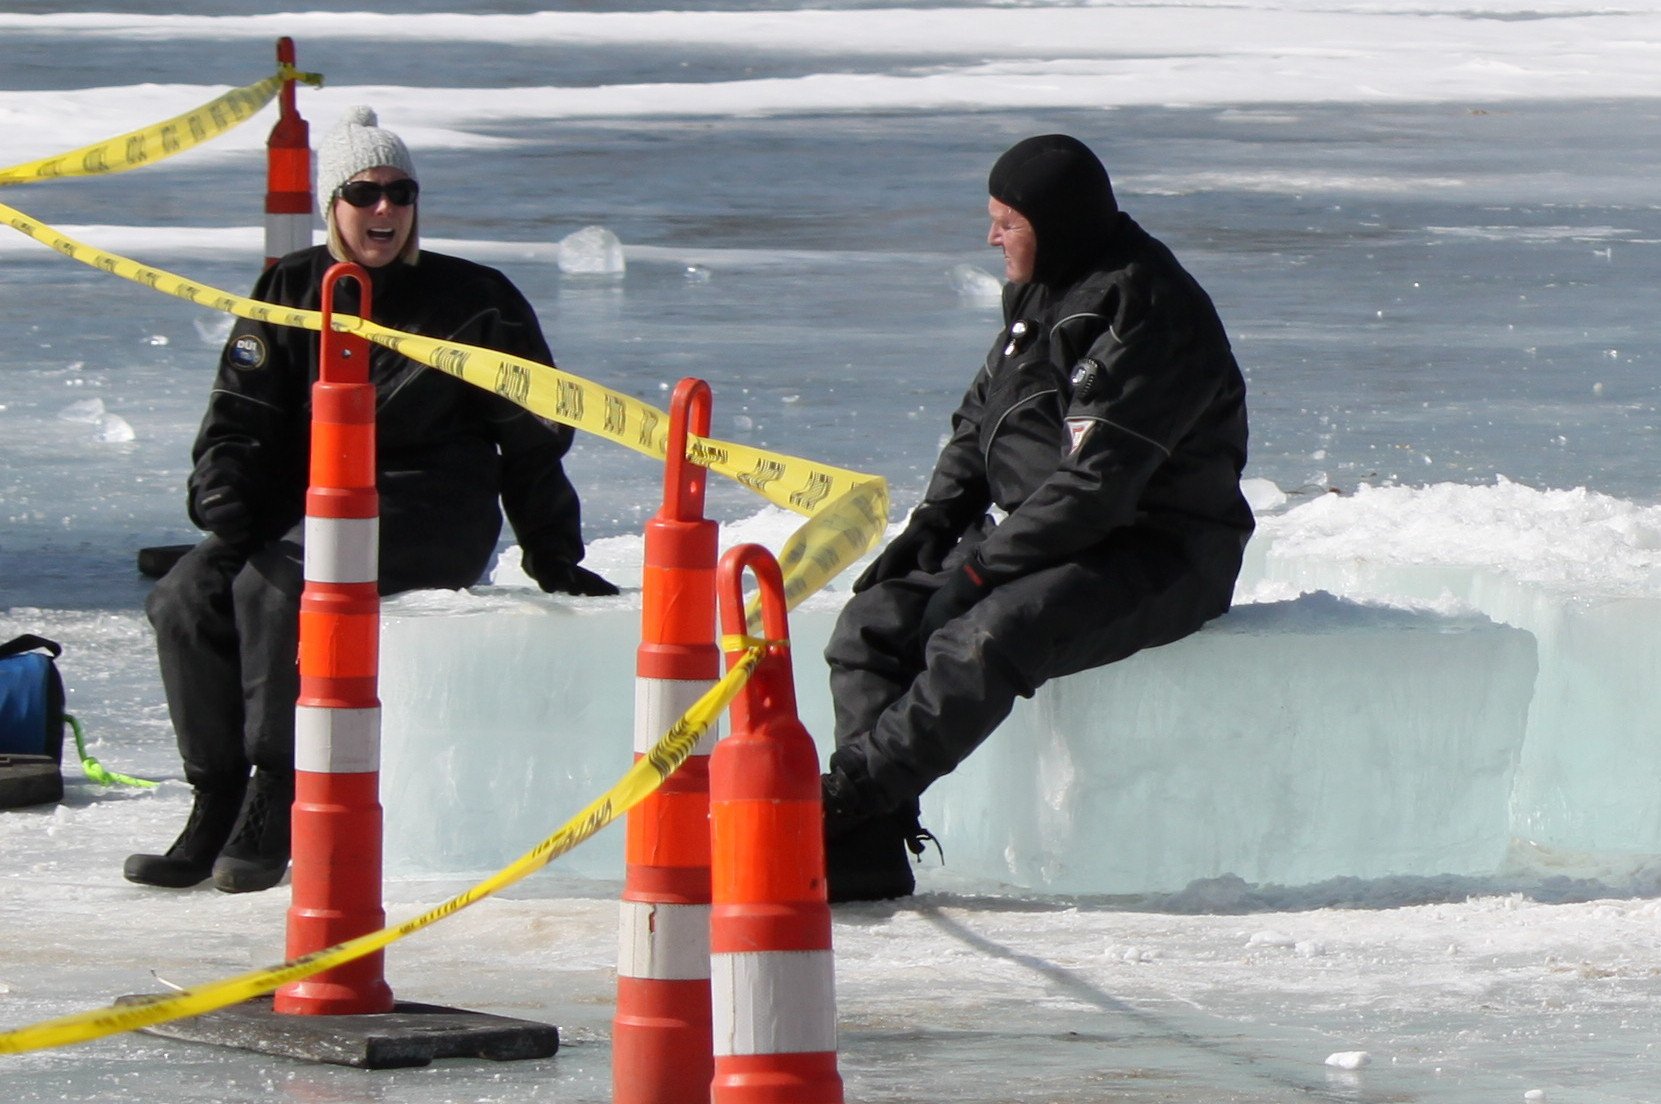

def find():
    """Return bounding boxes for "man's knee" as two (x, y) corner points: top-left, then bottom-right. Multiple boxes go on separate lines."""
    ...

(826, 581), (930, 670)
(825, 599), (875, 671)
(925, 615), (1040, 700)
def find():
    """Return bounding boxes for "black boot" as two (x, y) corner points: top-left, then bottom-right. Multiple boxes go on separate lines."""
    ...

(823, 782), (937, 904)
(211, 770), (293, 894)
(124, 783), (247, 888)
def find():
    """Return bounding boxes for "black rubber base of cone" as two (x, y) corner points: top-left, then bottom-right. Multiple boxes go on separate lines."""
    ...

(0, 755), (63, 809)
(115, 995), (559, 1069)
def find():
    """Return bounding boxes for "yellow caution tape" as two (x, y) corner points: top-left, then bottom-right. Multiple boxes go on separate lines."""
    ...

(0, 79), (889, 1054)
(0, 645), (763, 1056)
(719, 633), (785, 653)
(367, 326), (886, 517)
(0, 65), (322, 189)
(0, 199), (890, 604)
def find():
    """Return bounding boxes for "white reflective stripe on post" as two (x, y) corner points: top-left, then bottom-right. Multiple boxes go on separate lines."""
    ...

(633, 677), (721, 757)
(618, 900), (712, 981)
(303, 515), (379, 584)
(265, 211), (313, 257)
(711, 950), (837, 1057)
(294, 705), (381, 774)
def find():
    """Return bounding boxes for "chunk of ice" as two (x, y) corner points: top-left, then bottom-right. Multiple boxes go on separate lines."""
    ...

(557, 225), (626, 275)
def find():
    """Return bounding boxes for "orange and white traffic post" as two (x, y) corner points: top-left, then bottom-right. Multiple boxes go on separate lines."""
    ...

(710, 544), (844, 1104)
(614, 378), (720, 1103)
(275, 262), (394, 1016)
(265, 37), (312, 268)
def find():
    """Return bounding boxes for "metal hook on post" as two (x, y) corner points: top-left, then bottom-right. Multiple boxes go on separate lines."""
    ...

(664, 376), (712, 522)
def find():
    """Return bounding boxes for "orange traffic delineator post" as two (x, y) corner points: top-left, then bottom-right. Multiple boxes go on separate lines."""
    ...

(614, 377), (721, 1104)
(710, 544), (844, 1104)
(130, 264), (559, 1065)
(278, 262), (394, 1016)
(265, 37), (312, 268)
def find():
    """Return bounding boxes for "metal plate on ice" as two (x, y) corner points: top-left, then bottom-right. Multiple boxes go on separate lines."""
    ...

(115, 995), (559, 1069)
(0, 754), (63, 809)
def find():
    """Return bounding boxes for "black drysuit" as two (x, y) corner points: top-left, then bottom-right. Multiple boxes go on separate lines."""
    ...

(824, 213), (1254, 813)
(148, 246), (588, 788)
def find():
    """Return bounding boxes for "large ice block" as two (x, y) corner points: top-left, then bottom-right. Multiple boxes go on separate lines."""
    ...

(925, 593), (1535, 894)
(378, 588), (642, 881)
(378, 586), (1535, 895)
(1244, 481), (1661, 860)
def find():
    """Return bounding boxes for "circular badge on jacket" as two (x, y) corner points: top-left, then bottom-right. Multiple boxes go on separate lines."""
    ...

(1071, 358), (1102, 403)
(227, 334), (267, 370)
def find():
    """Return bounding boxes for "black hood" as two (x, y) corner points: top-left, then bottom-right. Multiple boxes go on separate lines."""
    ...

(987, 134), (1120, 288)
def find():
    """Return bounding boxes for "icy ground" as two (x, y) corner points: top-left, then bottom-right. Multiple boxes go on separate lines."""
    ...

(8, 741), (1661, 1104)
(6, 767), (1661, 1103)
(9, 484), (1661, 1102)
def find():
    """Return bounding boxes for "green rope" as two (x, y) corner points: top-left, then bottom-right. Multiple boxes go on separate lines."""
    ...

(67, 714), (155, 788)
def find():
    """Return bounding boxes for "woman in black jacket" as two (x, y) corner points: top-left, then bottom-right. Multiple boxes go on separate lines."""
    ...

(127, 106), (614, 893)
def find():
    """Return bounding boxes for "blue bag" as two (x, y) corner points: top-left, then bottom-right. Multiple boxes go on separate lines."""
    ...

(0, 634), (66, 763)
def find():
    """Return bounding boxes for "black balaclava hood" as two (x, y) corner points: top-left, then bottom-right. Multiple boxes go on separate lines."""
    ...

(987, 134), (1119, 288)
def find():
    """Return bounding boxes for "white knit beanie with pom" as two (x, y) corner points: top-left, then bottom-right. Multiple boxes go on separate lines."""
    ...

(315, 105), (416, 212)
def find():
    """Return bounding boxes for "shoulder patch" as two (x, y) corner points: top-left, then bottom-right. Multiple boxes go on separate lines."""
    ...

(1066, 417), (1094, 454)
(226, 333), (267, 370)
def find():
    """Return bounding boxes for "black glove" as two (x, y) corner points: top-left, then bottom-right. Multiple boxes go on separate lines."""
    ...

(190, 477), (253, 545)
(852, 505), (961, 593)
(918, 554), (993, 642)
(525, 552), (620, 597)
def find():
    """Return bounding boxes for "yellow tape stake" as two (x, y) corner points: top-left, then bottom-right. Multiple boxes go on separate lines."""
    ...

(0, 646), (764, 1056)
(0, 65), (323, 189)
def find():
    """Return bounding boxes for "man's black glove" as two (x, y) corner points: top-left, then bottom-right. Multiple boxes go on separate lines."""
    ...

(523, 551), (620, 597)
(918, 554), (993, 642)
(853, 505), (961, 593)
(189, 477), (253, 545)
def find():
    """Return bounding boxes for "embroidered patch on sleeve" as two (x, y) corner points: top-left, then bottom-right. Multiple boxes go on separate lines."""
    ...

(1066, 417), (1094, 454)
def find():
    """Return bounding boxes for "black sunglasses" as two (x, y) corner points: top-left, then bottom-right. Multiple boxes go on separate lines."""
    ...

(338, 179), (420, 208)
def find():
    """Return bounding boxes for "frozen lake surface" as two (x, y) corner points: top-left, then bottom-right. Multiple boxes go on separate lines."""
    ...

(5, 2), (1661, 1100)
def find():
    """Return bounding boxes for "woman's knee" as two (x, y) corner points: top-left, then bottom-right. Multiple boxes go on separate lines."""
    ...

(146, 546), (234, 636)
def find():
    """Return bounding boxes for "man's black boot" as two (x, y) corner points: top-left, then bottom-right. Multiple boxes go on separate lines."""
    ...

(211, 770), (293, 894)
(124, 783), (246, 888)
(823, 773), (937, 904)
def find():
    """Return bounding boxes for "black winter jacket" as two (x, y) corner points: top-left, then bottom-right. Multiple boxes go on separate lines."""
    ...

(920, 214), (1253, 603)
(187, 246), (585, 585)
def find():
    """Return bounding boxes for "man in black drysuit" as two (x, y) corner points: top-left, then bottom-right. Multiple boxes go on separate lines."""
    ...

(126, 106), (615, 893)
(821, 134), (1254, 902)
